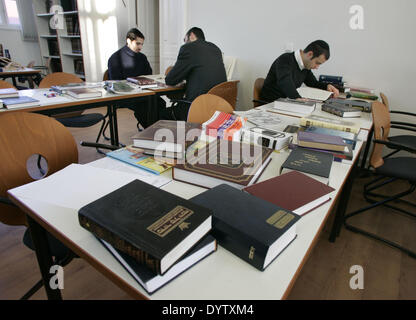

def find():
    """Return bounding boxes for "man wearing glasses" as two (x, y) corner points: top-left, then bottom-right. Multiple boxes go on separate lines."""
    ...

(163, 27), (227, 121)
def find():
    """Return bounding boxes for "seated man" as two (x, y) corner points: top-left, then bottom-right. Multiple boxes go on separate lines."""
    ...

(163, 27), (227, 121)
(108, 28), (163, 128)
(260, 40), (339, 103)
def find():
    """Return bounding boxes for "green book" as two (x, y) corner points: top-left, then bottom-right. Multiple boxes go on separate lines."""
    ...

(350, 91), (378, 101)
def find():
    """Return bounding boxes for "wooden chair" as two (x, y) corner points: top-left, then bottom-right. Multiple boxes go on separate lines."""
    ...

(253, 77), (266, 108)
(208, 80), (239, 109)
(39, 72), (107, 151)
(187, 94), (234, 124)
(343, 101), (416, 258)
(165, 66), (173, 76)
(0, 79), (16, 89)
(0, 112), (78, 298)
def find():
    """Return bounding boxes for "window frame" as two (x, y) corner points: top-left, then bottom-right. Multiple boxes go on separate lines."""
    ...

(0, 0), (21, 30)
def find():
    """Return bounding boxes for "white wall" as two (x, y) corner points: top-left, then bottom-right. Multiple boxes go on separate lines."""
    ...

(187, 0), (416, 112)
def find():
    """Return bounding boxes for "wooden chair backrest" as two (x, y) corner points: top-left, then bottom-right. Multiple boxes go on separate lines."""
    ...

(0, 80), (16, 89)
(0, 112), (78, 226)
(187, 94), (234, 124)
(380, 92), (389, 110)
(253, 78), (265, 108)
(39, 72), (84, 117)
(103, 69), (109, 81)
(165, 66), (173, 76)
(208, 80), (239, 109)
(38, 72), (83, 88)
(370, 101), (391, 169)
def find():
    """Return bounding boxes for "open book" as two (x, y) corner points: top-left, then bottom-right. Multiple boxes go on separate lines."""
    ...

(297, 86), (332, 101)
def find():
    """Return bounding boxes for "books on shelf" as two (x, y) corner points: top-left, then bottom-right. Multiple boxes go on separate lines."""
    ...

(297, 131), (347, 152)
(106, 147), (173, 175)
(300, 115), (360, 134)
(173, 140), (273, 190)
(280, 148), (334, 185)
(132, 120), (202, 157)
(297, 86), (333, 101)
(321, 101), (362, 118)
(0, 88), (19, 98)
(1, 96), (40, 109)
(190, 184), (300, 271)
(202, 111), (247, 141)
(65, 88), (102, 99)
(78, 179), (212, 275)
(244, 171), (335, 216)
(127, 76), (160, 88)
(327, 98), (372, 113)
(100, 235), (217, 295)
(273, 98), (316, 115)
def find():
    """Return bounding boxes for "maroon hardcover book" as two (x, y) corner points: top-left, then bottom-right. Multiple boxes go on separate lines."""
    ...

(243, 171), (335, 216)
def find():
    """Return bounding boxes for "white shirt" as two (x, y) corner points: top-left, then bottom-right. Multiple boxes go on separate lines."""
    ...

(294, 49), (305, 71)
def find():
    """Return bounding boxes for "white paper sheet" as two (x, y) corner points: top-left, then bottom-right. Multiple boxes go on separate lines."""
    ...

(9, 163), (170, 210)
(297, 86), (332, 101)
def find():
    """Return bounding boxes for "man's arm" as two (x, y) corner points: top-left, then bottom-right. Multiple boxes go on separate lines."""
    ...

(304, 71), (339, 97)
(165, 45), (193, 85)
(108, 55), (123, 80)
(142, 55), (152, 75)
(275, 64), (302, 99)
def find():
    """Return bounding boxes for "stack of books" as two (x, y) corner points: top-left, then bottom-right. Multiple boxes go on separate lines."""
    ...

(0, 88), (19, 99)
(301, 126), (358, 150)
(191, 184), (300, 271)
(1, 96), (40, 109)
(318, 74), (350, 93)
(202, 111), (247, 141)
(321, 101), (361, 118)
(173, 139), (273, 190)
(344, 84), (378, 100)
(132, 120), (202, 160)
(300, 115), (360, 134)
(327, 98), (372, 113)
(78, 179), (215, 294)
(273, 98), (316, 115)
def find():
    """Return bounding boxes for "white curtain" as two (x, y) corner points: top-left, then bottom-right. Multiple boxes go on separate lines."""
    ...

(16, 0), (38, 41)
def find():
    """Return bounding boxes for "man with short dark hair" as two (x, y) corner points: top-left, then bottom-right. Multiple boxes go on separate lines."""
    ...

(260, 40), (339, 102)
(164, 27), (227, 121)
(108, 28), (160, 128)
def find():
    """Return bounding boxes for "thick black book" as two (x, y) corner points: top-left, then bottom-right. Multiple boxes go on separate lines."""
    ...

(99, 235), (217, 295)
(280, 148), (334, 185)
(78, 179), (212, 275)
(190, 184), (300, 271)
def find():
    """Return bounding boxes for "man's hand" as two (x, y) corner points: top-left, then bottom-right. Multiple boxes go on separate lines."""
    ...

(327, 84), (340, 98)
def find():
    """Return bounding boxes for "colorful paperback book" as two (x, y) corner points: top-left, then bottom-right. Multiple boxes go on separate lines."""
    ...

(106, 146), (173, 175)
(202, 111), (247, 141)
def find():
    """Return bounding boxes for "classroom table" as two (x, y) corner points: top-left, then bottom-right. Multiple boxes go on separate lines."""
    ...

(0, 68), (41, 89)
(7, 109), (372, 300)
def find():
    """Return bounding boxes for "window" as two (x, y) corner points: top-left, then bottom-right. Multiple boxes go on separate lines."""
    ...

(0, 0), (21, 27)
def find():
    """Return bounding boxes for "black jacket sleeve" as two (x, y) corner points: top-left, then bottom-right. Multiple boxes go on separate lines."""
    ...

(143, 55), (153, 75)
(165, 45), (193, 86)
(108, 54), (123, 80)
(275, 63), (301, 99)
(304, 71), (328, 90)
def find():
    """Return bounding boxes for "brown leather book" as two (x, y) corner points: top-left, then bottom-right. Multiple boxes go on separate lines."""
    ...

(244, 171), (335, 216)
(173, 140), (273, 189)
(132, 120), (201, 154)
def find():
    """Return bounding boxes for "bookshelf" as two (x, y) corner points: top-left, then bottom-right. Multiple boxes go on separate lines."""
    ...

(33, 0), (86, 79)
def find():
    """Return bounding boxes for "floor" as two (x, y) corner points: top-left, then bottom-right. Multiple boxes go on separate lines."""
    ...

(0, 107), (415, 300)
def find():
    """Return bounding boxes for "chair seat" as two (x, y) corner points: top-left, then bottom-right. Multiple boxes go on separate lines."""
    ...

(376, 157), (416, 182)
(56, 113), (105, 128)
(388, 135), (416, 150)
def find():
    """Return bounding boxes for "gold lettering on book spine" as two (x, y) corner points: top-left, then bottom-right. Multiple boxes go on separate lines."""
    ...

(147, 206), (194, 238)
(249, 246), (255, 260)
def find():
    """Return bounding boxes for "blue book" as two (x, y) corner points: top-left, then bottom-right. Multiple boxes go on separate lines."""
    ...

(303, 126), (357, 149)
(1, 96), (40, 109)
(106, 147), (173, 175)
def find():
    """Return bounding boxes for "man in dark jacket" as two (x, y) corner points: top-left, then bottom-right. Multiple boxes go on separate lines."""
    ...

(260, 40), (339, 103)
(164, 27), (227, 121)
(108, 28), (162, 128)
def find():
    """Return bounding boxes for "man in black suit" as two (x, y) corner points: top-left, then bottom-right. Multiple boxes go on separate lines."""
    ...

(163, 27), (227, 121)
(260, 40), (339, 103)
(108, 28), (163, 128)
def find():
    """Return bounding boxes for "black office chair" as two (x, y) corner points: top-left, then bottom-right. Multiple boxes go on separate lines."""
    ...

(344, 101), (416, 258)
(0, 112), (79, 299)
(39, 72), (108, 153)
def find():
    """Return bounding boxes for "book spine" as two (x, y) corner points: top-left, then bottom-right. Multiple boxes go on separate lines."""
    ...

(212, 220), (268, 271)
(300, 118), (359, 134)
(79, 215), (162, 274)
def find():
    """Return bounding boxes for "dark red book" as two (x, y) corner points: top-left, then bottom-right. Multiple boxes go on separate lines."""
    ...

(243, 171), (335, 216)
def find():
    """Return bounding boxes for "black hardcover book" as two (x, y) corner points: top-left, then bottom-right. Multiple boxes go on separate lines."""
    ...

(190, 184), (300, 271)
(280, 148), (334, 184)
(78, 179), (212, 275)
(99, 235), (217, 295)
